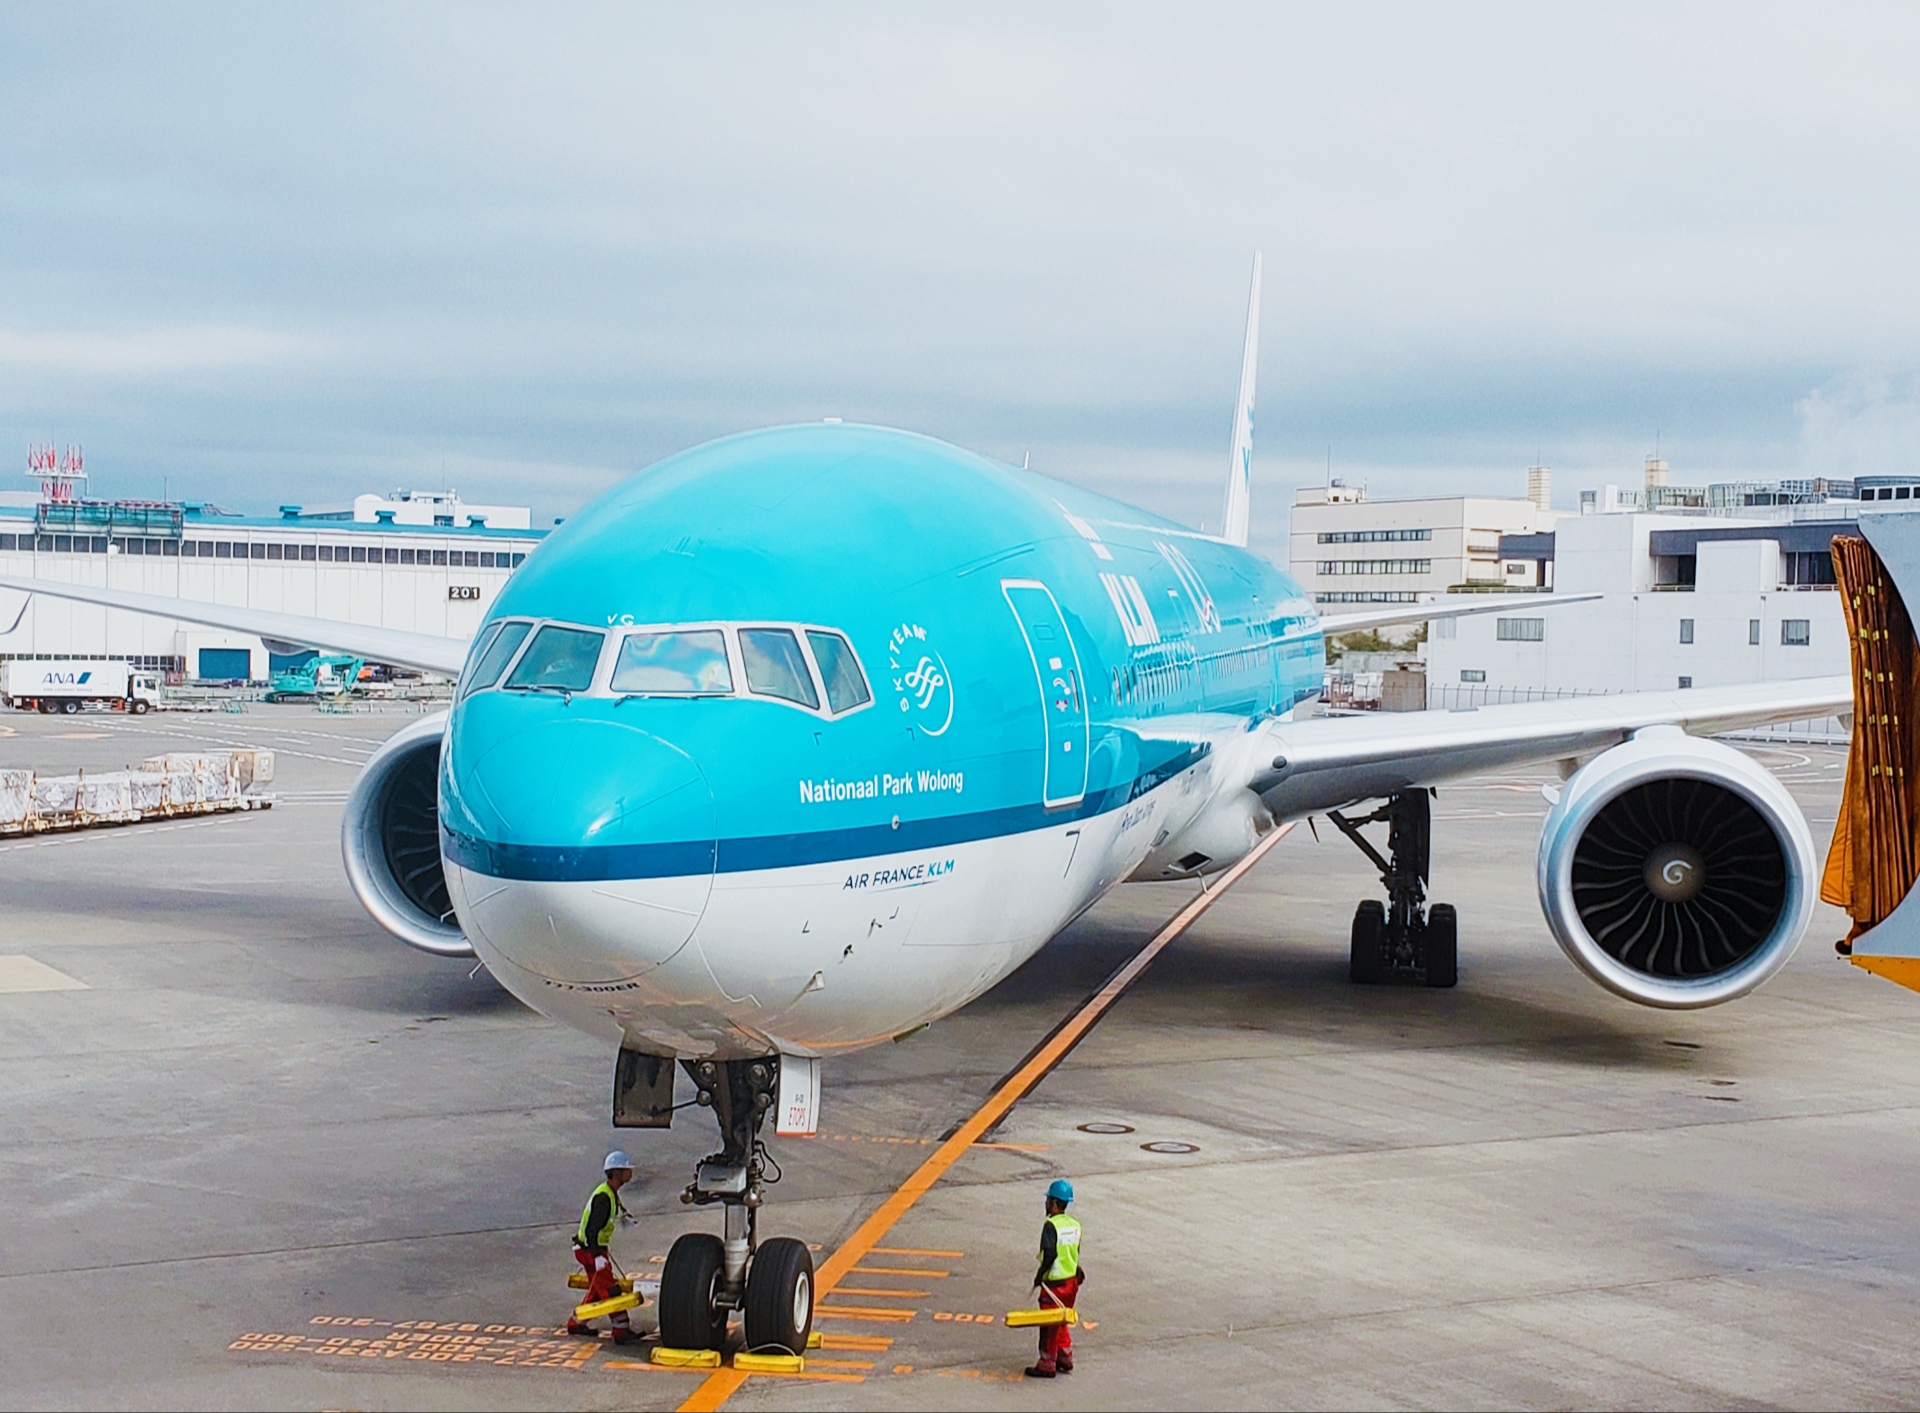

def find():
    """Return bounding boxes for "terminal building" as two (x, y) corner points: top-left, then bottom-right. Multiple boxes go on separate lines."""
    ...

(0, 461), (545, 681)
(1289, 473), (1560, 605)
(1294, 459), (1874, 713)
(1423, 506), (1854, 708)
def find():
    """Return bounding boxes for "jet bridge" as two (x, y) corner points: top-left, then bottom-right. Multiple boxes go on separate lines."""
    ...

(1823, 512), (1920, 992)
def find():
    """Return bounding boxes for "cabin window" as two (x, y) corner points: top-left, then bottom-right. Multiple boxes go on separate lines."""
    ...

(740, 628), (819, 709)
(807, 631), (871, 714)
(462, 620), (531, 698)
(612, 630), (734, 696)
(506, 625), (604, 693)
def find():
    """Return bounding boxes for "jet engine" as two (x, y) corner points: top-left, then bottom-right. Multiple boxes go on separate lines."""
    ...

(1537, 727), (1814, 1008)
(340, 710), (471, 958)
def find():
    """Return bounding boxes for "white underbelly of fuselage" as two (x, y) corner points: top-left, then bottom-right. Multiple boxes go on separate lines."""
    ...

(444, 773), (1187, 1059)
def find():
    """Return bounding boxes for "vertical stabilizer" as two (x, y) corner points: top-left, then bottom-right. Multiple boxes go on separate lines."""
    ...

(1220, 253), (1262, 547)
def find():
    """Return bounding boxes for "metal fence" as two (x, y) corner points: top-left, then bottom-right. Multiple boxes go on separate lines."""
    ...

(1421, 681), (1850, 745)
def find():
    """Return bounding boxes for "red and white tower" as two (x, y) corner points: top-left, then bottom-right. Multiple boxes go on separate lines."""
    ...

(26, 443), (86, 503)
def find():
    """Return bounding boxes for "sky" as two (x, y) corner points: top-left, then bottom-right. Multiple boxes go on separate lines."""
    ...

(5, 4), (1920, 562)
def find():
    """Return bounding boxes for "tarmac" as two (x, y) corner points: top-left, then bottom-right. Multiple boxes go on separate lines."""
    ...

(2, 704), (1918, 1410)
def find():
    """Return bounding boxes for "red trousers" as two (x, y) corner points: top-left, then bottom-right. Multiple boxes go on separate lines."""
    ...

(1035, 1275), (1081, 1367)
(573, 1247), (631, 1327)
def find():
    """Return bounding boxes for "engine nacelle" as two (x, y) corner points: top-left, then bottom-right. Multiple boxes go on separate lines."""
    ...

(1538, 726), (1813, 1008)
(340, 710), (471, 958)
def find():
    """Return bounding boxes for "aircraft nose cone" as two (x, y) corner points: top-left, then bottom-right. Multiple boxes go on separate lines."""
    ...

(458, 717), (714, 862)
(442, 715), (718, 983)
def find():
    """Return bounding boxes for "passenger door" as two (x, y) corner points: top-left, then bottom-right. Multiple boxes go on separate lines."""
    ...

(1002, 579), (1090, 808)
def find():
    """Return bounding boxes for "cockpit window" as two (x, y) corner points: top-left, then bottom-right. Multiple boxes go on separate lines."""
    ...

(463, 620), (531, 698)
(740, 627), (819, 709)
(505, 625), (604, 694)
(611, 629), (733, 696)
(806, 630), (871, 714)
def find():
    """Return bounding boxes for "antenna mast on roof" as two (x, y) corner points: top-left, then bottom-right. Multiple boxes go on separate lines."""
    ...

(26, 443), (85, 504)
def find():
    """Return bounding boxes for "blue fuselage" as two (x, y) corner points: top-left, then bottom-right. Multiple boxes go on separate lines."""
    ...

(436, 423), (1324, 1055)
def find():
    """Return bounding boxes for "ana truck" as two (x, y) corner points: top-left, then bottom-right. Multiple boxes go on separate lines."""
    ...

(3, 660), (161, 715)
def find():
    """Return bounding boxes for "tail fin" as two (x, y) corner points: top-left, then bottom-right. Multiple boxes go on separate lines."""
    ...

(1220, 252), (1262, 547)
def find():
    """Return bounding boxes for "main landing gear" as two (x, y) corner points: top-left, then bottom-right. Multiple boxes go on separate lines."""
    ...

(1328, 788), (1457, 989)
(657, 1058), (815, 1356)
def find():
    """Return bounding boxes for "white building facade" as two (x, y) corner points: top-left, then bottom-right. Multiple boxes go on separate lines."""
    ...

(0, 492), (545, 681)
(1423, 506), (1852, 706)
(1290, 485), (1558, 606)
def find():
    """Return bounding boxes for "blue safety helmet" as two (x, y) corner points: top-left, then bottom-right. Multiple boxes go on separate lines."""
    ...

(1046, 1179), (1074, 1205)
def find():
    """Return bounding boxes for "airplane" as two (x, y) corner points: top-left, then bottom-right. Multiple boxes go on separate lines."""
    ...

(0, 257), (1851, 1356)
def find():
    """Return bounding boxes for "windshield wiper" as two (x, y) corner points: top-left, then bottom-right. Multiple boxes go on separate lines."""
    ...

(506, 683), (575, 704)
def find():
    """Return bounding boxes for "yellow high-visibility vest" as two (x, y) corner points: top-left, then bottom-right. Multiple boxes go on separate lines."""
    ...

(1041, 1212), (1080, 1281)
(577, 1181), (621, 1250)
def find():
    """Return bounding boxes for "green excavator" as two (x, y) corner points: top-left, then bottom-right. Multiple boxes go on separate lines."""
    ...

(266, 653), (365, 704)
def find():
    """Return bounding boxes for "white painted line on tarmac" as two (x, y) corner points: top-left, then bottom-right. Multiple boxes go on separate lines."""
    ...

(0, 954), (88, 993)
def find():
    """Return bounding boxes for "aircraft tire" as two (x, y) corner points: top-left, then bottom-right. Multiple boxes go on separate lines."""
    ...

(1350, 900), (1386, 984)
(743, 1236), (814, 1354)
(1425, 904), (1458, 989)
(658, 1232), (729, 1351)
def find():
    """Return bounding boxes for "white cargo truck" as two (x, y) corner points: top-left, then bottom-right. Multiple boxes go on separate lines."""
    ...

(2, 660), (161, 715)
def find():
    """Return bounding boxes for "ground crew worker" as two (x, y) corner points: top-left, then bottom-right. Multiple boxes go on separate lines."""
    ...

(566, 1150), (641, 1344)
(1025, 1178), (1083, 1378)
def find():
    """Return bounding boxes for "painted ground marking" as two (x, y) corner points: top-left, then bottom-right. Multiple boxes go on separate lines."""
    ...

(674, 822), (1294, 1412)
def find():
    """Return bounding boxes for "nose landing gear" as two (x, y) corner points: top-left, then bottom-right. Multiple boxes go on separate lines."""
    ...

(656, 1058), (815, 1356)
(1329, 789), (1457, 988)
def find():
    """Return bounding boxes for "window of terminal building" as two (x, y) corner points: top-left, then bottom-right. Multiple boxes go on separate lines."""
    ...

(266, 543), (282, 560)
(1316, 528), (1432, 544)
(480, 551), (495, 567)
(399, 548), (415, 565)
(1460, 669), (1486, 683)
(350, 546), (366, 563)
(335, 545), (350, 560)
(1679, 618), (1694, 644)
(511, 552), (526, 566)
(432, 549), (448, 565)
(1782, 551), (1837, 587)
(1317, 558), (1431, 575)
(0, 534), (13, 550)
(1495, 617), (1544, 642)
(1678, 676), (1692, 689)
(301, 544), (316, 561)
(250, 542), (265, 559)
(1781, 619), (1811, 646)
(1750, 619), (1761, 645)
(382, 547), (397, 564)
(463, 550), (479, 567)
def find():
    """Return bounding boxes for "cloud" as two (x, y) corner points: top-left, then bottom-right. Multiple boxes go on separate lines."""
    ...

(0, 324), (322, 375)
(2, 5), (1920, 526)
(1796, 372), (1920, 479)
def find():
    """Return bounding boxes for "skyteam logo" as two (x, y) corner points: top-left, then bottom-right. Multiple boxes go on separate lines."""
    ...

(887, 622), (953, 737)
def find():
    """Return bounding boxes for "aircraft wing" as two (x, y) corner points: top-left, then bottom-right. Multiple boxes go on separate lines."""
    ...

(1251, 676), (1852, 817)
(1313, 593), (1602, 638)
(0, 574), (471, 677)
